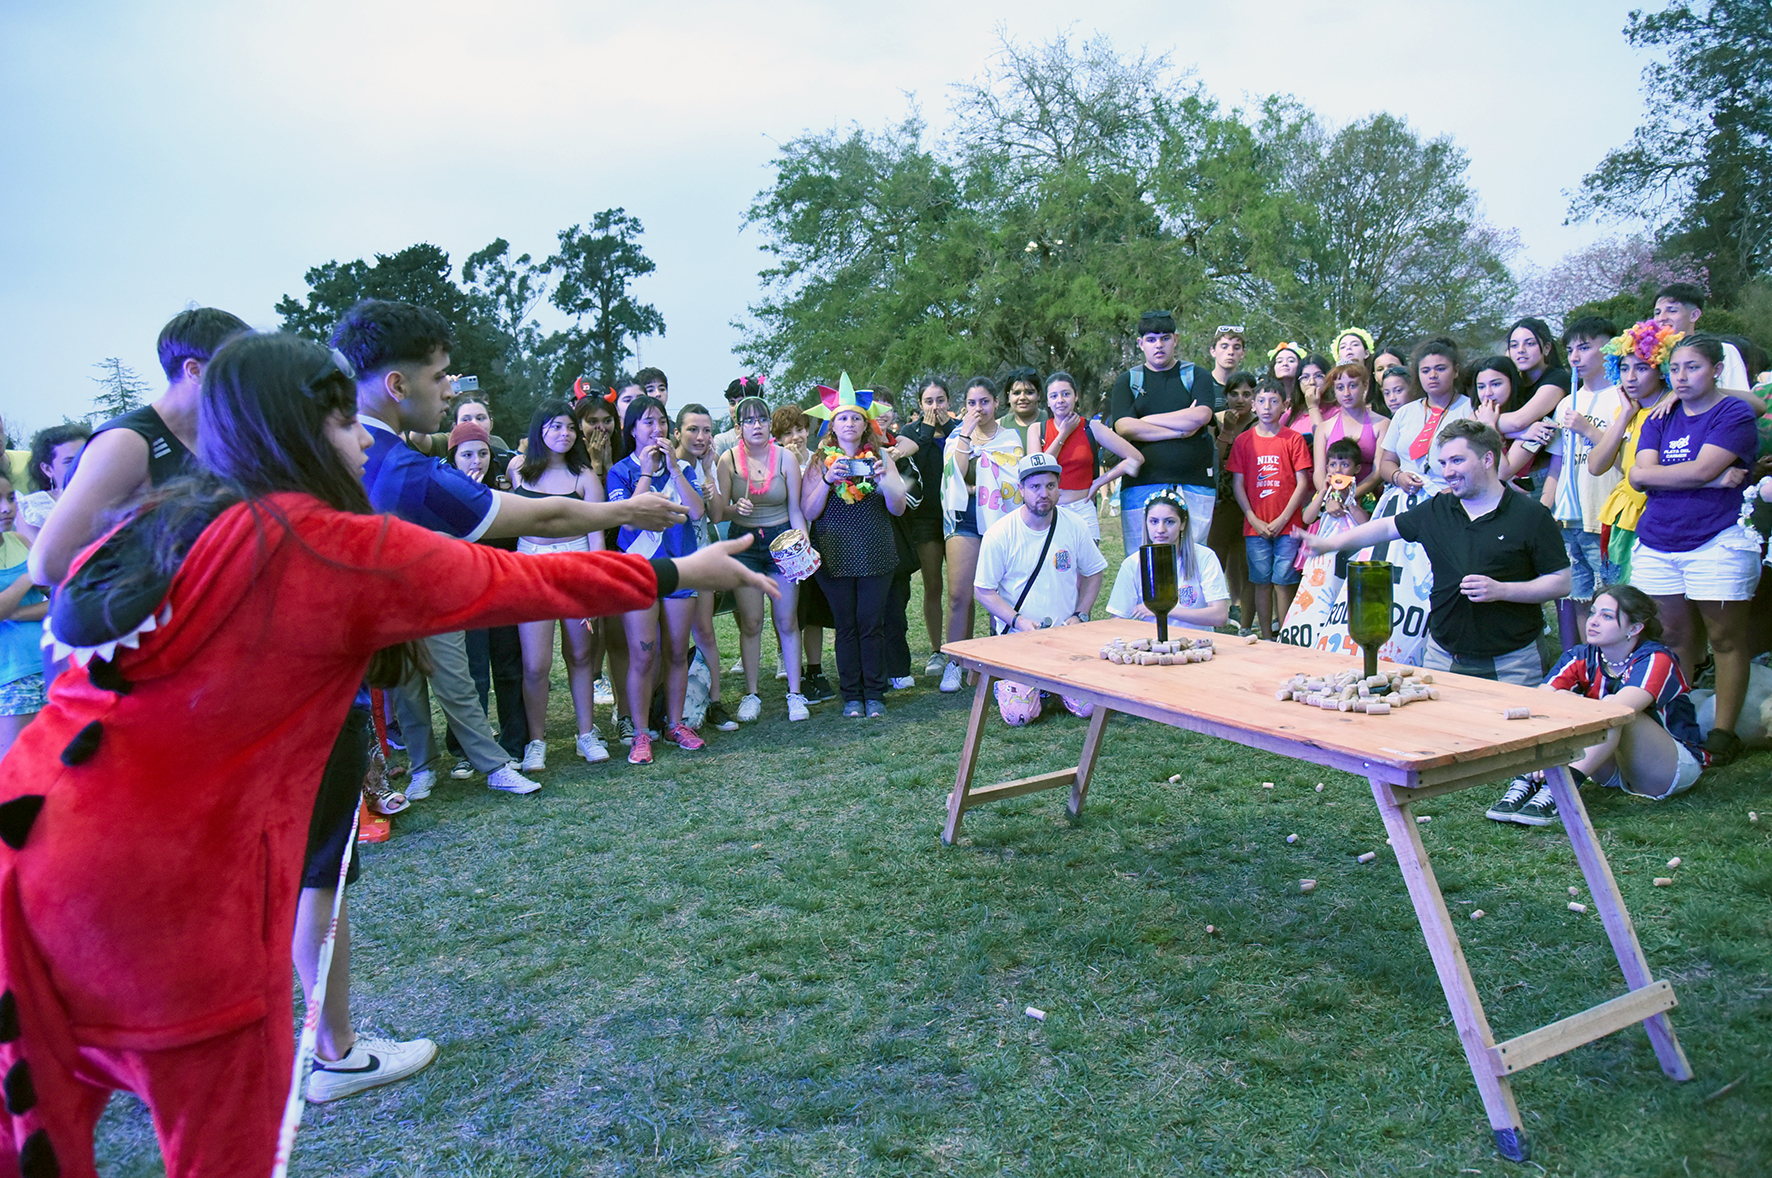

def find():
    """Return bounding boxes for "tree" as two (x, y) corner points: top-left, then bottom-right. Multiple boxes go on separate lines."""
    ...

(90, 358), (150, 421)
(1573, 0), (1772, 303)
(462, 238), (553, 409)
(1514, 234), (1709, 330)
(741, 33), (1519, 405)
(544, 210), (666, 390)
(275, 243), (515, 415)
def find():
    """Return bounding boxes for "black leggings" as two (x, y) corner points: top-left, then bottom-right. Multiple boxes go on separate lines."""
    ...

(815, 570), (892, 703)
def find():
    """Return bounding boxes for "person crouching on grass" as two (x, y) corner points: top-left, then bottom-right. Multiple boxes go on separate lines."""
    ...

(973, 453), (1108, 726)
(1484, 585), (1709, 827)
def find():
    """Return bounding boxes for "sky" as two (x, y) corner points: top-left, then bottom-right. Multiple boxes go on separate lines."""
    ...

(0, 0), (1656, 437)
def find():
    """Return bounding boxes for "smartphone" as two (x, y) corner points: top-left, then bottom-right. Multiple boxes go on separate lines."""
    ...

(451, 375), (480, 393)
(841, 457), (874, 479)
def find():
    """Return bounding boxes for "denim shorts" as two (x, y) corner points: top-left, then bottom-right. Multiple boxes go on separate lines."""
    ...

(1562, 526), (1616, 601)
(1245, 533), (1302, 585)
(729, 520), (794, 573)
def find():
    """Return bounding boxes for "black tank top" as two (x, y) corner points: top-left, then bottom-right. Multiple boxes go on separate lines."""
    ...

(512, 485), (583, 500)
(94, 405), (193, 486)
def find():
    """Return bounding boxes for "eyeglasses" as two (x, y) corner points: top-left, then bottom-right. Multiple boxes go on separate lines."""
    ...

(299, 348), (356, 398)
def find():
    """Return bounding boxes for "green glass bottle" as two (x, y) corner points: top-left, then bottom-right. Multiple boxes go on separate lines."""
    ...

(1346, 560), (1394, 679)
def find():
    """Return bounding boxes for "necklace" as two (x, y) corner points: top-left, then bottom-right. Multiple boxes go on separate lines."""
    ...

(1599, 647), (1632, 677)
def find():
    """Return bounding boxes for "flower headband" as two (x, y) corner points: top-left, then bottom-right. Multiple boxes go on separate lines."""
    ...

(1602, 320), (1684, 387)
(1333, 326), (1375, 356)
(1267, 342), (1305, 365)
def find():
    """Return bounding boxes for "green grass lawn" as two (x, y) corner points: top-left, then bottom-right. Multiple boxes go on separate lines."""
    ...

(94, 552), (1771, 1176)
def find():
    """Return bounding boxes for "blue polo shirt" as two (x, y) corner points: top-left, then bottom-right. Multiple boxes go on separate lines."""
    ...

(361, 416), (499, 541)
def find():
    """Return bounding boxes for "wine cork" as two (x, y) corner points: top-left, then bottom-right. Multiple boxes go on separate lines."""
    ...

(1667, 857), (1681, 869)
(1357, 851), (1376, 863)
(1470, 909), (1484, 920)
(1025, 1006), (1045, 1021)
(1365, 702), (1391, 715)
(1568, 902), (1587, 914)
(1286, 833), (1298, 844)
(1502, 707), (1531, 720)
(1569, 886), (1580, 896)
(1299, 879), (1317, 893)
(1653, 877), (1673, 887)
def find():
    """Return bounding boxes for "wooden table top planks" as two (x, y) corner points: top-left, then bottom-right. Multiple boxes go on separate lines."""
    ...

(943, 620), (1635, 784)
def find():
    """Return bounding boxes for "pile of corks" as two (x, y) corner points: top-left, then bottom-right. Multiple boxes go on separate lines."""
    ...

(1275, 667), (1439, 715)
(1100, 635), (1216, 666)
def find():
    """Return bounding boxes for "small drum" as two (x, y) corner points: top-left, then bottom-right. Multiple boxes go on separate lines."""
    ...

(769, 528), (822, 582)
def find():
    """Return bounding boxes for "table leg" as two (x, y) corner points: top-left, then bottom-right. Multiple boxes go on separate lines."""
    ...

(1540, 765), (1693, 1082)
(1068, 704), (1111, 817)
(1370, 777), (1529, 1161)
(942, 669), (996, 845)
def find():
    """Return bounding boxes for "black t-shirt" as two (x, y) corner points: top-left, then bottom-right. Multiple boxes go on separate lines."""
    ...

(1197, 368), (1230, 413)
(1393, 488), (1569, 658)
(900, 418), (954, 519)
(93, 404), (195, 486)
(1107, 363), (1214, 489)
(1524, 366), (1571, 407)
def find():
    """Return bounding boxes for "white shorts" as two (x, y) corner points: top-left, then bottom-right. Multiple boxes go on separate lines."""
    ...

(1607, 738), (1703, 800)
(1629, 527), (1763, 601)
(1060, 497), (1101, 542)
(517, 535), (592, 555)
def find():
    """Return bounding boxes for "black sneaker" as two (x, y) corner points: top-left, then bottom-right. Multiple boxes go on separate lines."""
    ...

(1703, 727), (1742, 767)
(1485, 776), (1540, 824)
(1514, 786), (1560, 827)
(803, 671), (835, 703)
(616, 716), (636, 746)
(706, 701), (739, 732)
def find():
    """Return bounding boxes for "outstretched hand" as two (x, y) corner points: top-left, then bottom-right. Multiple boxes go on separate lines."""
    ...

(671, 535), (781, 601)
(622, 492), (690, 532)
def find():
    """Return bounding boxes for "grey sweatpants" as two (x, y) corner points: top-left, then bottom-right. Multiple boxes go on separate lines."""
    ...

(392, 630), (513, 774)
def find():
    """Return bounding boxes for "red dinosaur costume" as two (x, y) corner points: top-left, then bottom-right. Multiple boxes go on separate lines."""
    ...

(0, 493), (661, 1176)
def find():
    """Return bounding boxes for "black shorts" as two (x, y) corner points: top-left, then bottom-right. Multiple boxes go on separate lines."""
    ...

(302, 706), (368, 889)
(902, 513), (943, 546)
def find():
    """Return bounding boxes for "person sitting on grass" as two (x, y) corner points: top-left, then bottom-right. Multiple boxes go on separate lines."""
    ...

(1485, 584), (1709, 827)
(1104, 491), (1230, 631)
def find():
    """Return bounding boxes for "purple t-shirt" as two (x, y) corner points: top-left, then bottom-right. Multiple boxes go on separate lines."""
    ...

(1635, 397), (1757, 552)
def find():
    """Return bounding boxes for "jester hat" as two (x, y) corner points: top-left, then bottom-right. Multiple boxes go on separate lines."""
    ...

(806, 372), (882, 421)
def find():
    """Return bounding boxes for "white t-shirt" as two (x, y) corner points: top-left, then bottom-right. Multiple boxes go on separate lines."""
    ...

(974, 508), (1108, 629)
(1550, 384), (1625, 532)
(1106, 544), (1229, 625)
(1379, 396), (1475, 493)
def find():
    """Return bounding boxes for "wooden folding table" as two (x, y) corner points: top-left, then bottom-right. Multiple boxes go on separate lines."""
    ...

(940, 621), (1693, 1161)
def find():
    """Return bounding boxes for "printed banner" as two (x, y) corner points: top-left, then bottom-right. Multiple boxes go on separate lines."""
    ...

(1277, 486), (1434, 666)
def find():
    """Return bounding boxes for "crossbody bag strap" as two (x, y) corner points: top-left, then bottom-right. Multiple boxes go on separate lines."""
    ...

(999, 520), (1060, 634)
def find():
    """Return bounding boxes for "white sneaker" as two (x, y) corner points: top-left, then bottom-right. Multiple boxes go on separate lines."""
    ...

(924, 652), (948, 676)
(775, 664), (788, 680)
(786, 692), (810, 722)
(940, 661), (963, 693)
(889, 675), (915, 690)
(577, 730), (609, 763)
(736, 693), (762, 722)
(405, 769), (436, 801)
(521, 739), (546, 772)
(306, 1035), (438, 1103)
(593, 677), (615, 706)
(486, 764), (542, 795)
(727, 658), (745, 675)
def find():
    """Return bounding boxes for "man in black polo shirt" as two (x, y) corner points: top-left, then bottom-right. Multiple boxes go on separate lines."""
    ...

(1109, 310), (1215, 555)
(1307, 419), (1570, 684)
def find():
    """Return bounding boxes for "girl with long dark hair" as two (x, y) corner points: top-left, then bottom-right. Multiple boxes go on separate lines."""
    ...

(510, 400), (608, 768)
(0, 333), (769, 1177)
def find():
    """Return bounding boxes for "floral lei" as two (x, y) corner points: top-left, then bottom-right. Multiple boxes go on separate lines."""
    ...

(820, 441), (878, 504)
(1602, 320), (1683, 387)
